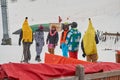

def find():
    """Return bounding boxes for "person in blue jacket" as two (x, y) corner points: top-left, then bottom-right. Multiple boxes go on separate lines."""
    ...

(66, 22), (81, 59)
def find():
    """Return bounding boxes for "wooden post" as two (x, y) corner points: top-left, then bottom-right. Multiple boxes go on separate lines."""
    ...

(75, 65), (85, 80)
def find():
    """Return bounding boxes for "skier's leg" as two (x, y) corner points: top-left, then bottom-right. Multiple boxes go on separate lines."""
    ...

(35, 43), (40, 60)
(69, 51), (78, 59)
(36, 47), (42, 62)
(91, 54), (98, 62)
(23, 43), (28, 63)
(27, 43), (31, 61)
(61, 43), (65, 56)
(51, 48), (54, 54)
(64, 44), (68, 57)
(38, 47), (42, 57)
(86, 55), (92, 62)
(62, 43), (68, 57)
(48, 48), (51, 53)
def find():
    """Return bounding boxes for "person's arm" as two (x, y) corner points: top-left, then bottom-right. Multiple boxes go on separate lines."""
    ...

(95, 34), (99, 44)
(46, 32), (50, 44)
(18, 30), (22, 46)
(81, 40), (86, 57)
(31, 32), (33, 43)
(60, 32), (63, 45)
(34, 31), (37, 41)
(42, 32), (45, 46)
(55, 32), (59, 45)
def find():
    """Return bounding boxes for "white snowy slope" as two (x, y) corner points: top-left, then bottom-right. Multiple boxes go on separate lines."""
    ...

(0, 0), (120, 64)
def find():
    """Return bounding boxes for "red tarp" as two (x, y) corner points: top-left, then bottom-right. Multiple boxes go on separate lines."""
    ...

(45, 53), (92, 65)
(1, 63), (77, 80)
(44, 53), (120, 73)
(1, 53), (120, 80)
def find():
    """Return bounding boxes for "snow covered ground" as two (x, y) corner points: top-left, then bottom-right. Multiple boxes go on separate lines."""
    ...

(0, 0), (120, 64)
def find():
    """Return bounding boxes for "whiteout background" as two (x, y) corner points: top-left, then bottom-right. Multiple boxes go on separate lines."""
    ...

(0, 0), (120, 64)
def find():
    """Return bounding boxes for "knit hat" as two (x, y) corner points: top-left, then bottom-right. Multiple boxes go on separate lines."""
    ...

(39, 25), (43, 30)
(71, 22), (77, 28)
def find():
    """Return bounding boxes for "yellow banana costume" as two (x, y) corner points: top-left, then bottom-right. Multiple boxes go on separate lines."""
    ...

(83, 19), (97, 56)
(22, 19), (32, 42)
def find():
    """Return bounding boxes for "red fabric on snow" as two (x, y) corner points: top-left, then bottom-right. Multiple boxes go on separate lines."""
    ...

(0, 65), (7, 79)
(1, 62), (120, 80)
(44, 53), (120, 73)
(1, 63), (76, 80)
(1, 53), (120, 80)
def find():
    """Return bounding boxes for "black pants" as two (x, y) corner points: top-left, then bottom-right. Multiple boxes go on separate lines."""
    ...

(23, 42), (31, 62)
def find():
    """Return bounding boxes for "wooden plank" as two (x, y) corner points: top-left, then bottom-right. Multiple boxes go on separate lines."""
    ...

(85, 70), (120, 80)
(52, 76), (78, 80)
(53, 65), (120, 80)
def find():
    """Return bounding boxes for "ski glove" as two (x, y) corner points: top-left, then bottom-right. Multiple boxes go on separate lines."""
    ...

(19, 42), (21, 46)
(60, 45), (62, 49)
(82, 53), (86, 58)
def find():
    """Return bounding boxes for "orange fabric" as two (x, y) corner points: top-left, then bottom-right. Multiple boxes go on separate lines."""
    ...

(45, 53), (91, 65)
(60, 30), (69, 45)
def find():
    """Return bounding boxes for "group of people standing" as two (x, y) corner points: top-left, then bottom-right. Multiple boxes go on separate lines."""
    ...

(60, 22), (81, 59)
(19, 17), (99, 63)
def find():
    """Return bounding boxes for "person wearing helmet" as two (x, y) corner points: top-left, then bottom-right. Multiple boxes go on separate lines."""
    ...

(34, 25), (44, 62)
(60, 23), (70, 57)
(65, 22), (81, 59)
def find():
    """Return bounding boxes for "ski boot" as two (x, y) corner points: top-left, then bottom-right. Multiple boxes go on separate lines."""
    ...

(35, 55), (41, 62)
(21, 59), (29, 63)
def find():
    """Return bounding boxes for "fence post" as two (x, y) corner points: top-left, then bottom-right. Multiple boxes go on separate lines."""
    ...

(75, 65), (85, 80)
